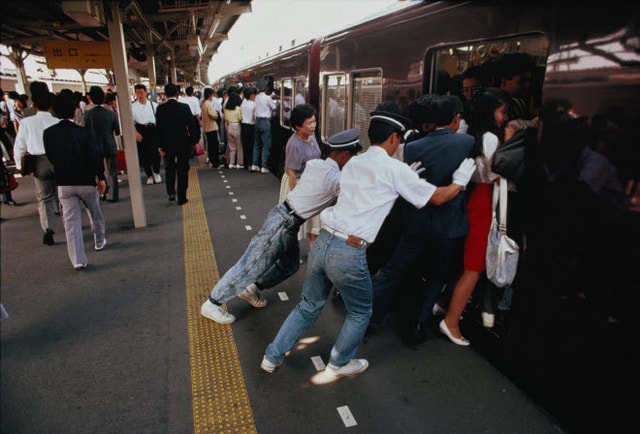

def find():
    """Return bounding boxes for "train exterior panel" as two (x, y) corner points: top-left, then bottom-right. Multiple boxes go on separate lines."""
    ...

(215, 2), (639, 433)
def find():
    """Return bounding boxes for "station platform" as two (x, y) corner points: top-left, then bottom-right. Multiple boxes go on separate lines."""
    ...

(1, 159), (564, 433)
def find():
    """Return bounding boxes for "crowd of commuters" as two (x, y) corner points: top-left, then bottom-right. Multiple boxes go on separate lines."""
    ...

(4, 45), (636, 384)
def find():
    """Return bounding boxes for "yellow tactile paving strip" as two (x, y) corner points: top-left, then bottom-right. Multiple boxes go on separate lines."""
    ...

(183, 168), (257, 434)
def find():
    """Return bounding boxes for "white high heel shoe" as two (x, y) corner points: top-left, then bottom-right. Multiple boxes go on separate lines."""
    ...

(439, 320), (470, 346)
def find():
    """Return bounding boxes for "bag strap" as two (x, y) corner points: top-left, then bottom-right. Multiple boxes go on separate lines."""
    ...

(492, 177), (509, 234)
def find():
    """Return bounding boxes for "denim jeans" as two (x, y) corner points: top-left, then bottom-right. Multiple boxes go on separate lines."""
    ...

(209, 203), (301, 304)
(265, 229), (372, 367)
(252, 118), (271, 168)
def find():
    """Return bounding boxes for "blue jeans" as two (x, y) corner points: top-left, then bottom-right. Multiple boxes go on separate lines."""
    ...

(252, 118), (271, 168)
(209, 203), (301, 304)
(265, 229), (372, 367)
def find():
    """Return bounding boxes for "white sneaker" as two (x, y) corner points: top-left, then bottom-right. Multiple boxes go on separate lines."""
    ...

(481, 312), (495, 328)
(325, 359), (369, 378)
(74, 263), (87, 270)
(260, 167), (269, 174)
(146, 176), (154, 185)
(260, 356), (281, 373)
(153, 173), (162, 183)
(201, 300), (236, 324)
(250, 165), (260, 172)
(94, 238), (107, 251)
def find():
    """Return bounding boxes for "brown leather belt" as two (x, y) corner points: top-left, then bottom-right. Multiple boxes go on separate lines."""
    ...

(321, 225), (368, 248)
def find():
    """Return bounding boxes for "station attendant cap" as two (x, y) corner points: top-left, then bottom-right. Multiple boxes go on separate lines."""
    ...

(369, 110), (412, 133)
(325, 128), (362, 153)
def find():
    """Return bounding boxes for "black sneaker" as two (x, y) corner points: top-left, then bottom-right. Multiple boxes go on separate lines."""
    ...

(43, 229), (55, 245)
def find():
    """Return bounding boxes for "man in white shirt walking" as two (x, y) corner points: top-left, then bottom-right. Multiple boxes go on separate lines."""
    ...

(13, 81), (59, 245)
(131, 84), (161, 185)
(250, 79), (277, 174)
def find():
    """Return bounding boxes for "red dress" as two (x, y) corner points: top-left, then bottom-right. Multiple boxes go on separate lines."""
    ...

(463, 182), (493, 272)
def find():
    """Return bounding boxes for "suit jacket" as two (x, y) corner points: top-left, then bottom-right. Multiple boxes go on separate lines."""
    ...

(155, 98), (199, 152)
(43, 119), (105, 186)
(403, 128), (474, 238)
(84, 105), (120, 156)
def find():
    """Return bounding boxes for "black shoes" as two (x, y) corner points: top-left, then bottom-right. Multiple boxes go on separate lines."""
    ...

(43, 229), (55, 245)
(2, 199), (17, 205)
(402, 321), (428, 346)
(168, 194), (176, 201)
(178, 198), (188, 205)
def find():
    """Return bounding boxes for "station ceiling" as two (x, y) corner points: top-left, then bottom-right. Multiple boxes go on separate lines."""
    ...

(0, 0), (252, 86)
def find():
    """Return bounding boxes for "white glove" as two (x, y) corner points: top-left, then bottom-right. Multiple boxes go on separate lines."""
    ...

(409, 161), (426, 176)
(452, 158), (476, 187)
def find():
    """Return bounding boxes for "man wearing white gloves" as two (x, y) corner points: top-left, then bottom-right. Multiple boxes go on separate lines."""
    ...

(262, 104), (475, 382)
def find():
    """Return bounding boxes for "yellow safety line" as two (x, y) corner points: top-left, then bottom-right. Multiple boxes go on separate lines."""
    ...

(183, 168), (257, 434)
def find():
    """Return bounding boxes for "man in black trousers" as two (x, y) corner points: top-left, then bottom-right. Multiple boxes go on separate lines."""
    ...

(156, 83), (199, 205)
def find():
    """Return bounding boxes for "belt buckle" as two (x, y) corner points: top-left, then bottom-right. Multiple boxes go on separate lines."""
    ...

(346, 235), (363, 248)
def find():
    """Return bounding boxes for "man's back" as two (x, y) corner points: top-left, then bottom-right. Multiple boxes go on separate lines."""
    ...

(85, 106), (120, 156)
(402, 129), (473, 238)
(156, 99), (197, 150)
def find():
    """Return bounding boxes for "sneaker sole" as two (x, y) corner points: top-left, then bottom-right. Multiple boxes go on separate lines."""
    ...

(238, 292), (268, 308)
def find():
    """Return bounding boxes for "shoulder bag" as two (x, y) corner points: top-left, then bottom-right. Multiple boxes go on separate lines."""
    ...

(485, 177), (520, 287)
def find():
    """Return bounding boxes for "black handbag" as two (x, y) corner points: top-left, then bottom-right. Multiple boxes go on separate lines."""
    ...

(491, 127), (535, 182)
(20, 153), (37, 176)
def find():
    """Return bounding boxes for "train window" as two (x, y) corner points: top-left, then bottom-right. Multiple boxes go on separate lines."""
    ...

(280, 78), (293, 129)
(351, 69), (383, 151)
(424, 34), (549, 99)
(293, 77), (306, 107)
(322, 73), (347, 142)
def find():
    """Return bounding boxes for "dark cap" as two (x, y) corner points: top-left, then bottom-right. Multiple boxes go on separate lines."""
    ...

(256, 78), (267, 90)
(326, 128), (362, 153)
(369, 110), (412, 133)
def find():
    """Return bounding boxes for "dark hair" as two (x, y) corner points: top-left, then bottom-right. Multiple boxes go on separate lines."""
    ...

(52, 91), (76, 119)
(497, 53), (534, 81)
(185, 86), (195, 96)
(224, 91), (242, 110)
(290, 104), (316, 129)
(242, 87), (256, 99)
(31, 89), (52, 111)
(203, 87), (214, 100)
(408, 94), (436, 133)
(431, 95), (463, 126)
(165, 83), (178, 97)
(89, 86), (105, 105)
(469, 87), (510, 157)
(17, 94), (29, 106)
(134, 84), (147, 91)
(29, 81), (49, 97)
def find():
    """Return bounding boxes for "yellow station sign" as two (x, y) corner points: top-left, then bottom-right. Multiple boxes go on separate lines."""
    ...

(44, 41), (113, 69)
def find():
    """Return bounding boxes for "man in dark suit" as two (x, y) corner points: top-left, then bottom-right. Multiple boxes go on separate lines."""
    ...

(43, 90), (107, 270)
(156, 83), (199, 205)
(84, 86), (121, 202)
(370, 95), (474, 343)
